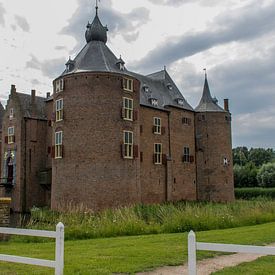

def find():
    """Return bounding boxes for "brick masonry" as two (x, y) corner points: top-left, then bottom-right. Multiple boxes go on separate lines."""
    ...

(0, 197), (11, 240)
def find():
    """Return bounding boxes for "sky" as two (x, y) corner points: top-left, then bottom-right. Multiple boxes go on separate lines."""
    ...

(0, 0), (275, 149)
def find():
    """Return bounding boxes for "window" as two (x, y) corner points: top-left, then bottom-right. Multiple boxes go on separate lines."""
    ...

(56, 99), (63, 122)
(123, 78), (133, 92)
(150, 98), (158, 107)
(153, 117), (161, 134)
(154, 143), (162, 164)
(122, 97), (133, 121)
(8, 127), (15, 144)
(123, 131), (133, 159)
(55, 79), (64, 93)
(9, 108), (14, 119)
(55, 131), (63, 159)
(182, 117), (191, 125)
(183, 147), (190, 162)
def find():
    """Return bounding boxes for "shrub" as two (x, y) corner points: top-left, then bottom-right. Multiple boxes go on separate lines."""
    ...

(257, 162), (275, 187)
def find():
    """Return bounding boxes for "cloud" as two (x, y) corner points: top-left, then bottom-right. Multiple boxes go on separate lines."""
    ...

(26, 55), (66, 79)
(61, 0), (150, 52)
(14, 15), (30, 32)
(147, 0), (233, 7)
(132, 1), (275, 73)
(0, 2), (6, 26)
(55, 46), (67, 51)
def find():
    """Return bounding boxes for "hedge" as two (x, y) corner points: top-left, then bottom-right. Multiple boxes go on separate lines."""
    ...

(235, 187), (275, 200)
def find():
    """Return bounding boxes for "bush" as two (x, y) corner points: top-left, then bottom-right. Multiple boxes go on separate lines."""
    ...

(234, 162), (258, 187)
(235, 187), (275, 200)
(257, 162), (275, 187)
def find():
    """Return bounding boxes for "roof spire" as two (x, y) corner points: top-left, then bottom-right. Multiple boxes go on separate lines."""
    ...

(203, 68), (207, 80)
(95, 0), (99, 15)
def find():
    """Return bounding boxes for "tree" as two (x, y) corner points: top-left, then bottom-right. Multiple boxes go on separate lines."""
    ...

(234, 162), (258, 188)
(233, 147), (249, 165)
(248, 148), (274, 167)
(257, 162), (275, 187)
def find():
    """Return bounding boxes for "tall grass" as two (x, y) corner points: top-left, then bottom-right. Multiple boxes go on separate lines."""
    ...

(15, 199), (275, 242)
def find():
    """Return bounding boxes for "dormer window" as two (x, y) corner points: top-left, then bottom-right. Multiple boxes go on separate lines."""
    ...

(167, 83), (172, 90)
(176, 98), (184, 106)
(9, 108), (14, 119)
(55, 79), (64, 93)
(143, 85), (149, 93)
(149, 98), (158, 107)
(123, 78), (133, 92)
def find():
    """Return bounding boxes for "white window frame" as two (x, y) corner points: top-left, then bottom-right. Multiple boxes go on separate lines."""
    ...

(123, 97), (133, 121)
(8, 126), (15, 144)
(154, 143), (162, 164)
(55, 131), (63, 159)
(123, 131), (133, 159)
(153, 117), (161, 134)
(55, 79), (64, 93)
(123, 78), (133, 92)
(56, 99), (63, 122)
(183, 146), (190, 163)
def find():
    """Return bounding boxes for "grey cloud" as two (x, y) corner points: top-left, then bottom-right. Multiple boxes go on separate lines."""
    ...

(14, 15), (30, 32)
(0, 2), (5, 26)
(31, 79), (42, 86)
(26, 55), (66, 79)
(55, 46), (67, 51)
(132, 1), (275, 73)
(61, 0), (150, 52)
(11, 24), (16, 31)
(147, 0), (233, 7)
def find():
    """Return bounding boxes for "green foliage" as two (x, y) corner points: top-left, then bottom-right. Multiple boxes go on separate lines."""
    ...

(234, 162), (259, 187)
(235, 187), (275, 199)
(3, 222), (275, 274)
(257, 162), (275, 187)
(12, 200), (275, 242)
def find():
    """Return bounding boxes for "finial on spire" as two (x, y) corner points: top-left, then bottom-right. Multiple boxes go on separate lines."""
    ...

(95, 0), (99, 15)
(164, 65), (167, 71)
(203, 68), (207, 79)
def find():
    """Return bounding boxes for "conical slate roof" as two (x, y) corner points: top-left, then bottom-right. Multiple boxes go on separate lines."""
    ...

(195, 76), (225, 112)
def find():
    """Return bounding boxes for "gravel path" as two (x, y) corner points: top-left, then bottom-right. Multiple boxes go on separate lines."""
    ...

(137, 243), (275, 275)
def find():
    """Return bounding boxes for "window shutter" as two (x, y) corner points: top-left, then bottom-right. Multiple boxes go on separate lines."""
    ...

(13, 136), (15, 143)
(152, 126), (156, 133)
(62, 145), (64, 158)
(62, 109), (64, 120)
(51, 146), (55, 158)
(140, 151), (143, 162)
(52, 112), (56, 122)
(47, 146), (51, 154)
(161, 127), (166, 135)
(133, 145), (139, 158)
(121, 78), (124, 89)
(133, 79), (139, 93)
(133, 110), (138, 121)
(121, 107), (126, 119)
(5, 136), (8, 144)
(121, 144), (125, 158)
(140, 125), (143, 134)
(48, 120), (51, 127)
(190, 155), (194, 163)
(162, 154), (167, 165)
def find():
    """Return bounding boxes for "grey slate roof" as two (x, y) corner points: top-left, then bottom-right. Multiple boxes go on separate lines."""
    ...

(16, 92), (47, 120)
(195, 77), (225, 112)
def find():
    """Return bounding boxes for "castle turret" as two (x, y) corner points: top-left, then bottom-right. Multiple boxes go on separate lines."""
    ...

(195, 72), (234, 202)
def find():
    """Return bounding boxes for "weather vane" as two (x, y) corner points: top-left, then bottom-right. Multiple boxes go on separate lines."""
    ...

(203, 68), (207, 79)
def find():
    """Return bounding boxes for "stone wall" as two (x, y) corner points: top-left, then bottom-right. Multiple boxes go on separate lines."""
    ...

(0, 197), (11, 241)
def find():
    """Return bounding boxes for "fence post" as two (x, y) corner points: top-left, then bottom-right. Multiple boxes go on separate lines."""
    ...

(188, 230), (197, 275)
(55, 222), (64, 275)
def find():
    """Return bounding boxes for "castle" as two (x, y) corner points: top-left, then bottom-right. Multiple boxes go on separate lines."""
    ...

(0, 6), (234, 213)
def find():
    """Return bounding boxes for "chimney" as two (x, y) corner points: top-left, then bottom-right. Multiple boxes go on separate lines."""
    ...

(31, 89), (36, 104)
(46, 92), (50, 98)
(224, 99), (229, 112)
(11, 84), (16, 95)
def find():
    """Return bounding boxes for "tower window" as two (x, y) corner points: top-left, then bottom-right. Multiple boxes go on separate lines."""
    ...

(182, 117), (191, 125)
(56, 99), (64, 122)
(55, 131), (63, 159)
(55, 79), (64, 93)
(154, 143), (162, 164)
(153, 117), (161, 134)
(8, 127), (15, 144)
(183, 147), (190, 162)
(122, 97), (133, 121)
(9, 108), (14, 119)
(123, 131), (133, 159)
(123, 78), (133, 92)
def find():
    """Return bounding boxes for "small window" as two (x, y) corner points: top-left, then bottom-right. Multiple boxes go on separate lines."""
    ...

(177, 98), (184, 106)
(182, 117), (191, 125)
(123, 97), (133, 121)
(55, 79), (64, 93)
(123, 131), (133, 159)
(153, 117), (161, 134)
(183, 147), (190, 162)
(123, 78), (133, 92)
(150, 98), (158, 107)
(55, 131), (63, 159)
(8, 126), (15, 144)
(56, 99), (63, 122)
(154, 143), (162, 164)
(9, 108), (14, 119)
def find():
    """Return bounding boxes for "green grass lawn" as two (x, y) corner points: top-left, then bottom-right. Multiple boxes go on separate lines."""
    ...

(213, 256), (275, 275)
(1, 222), (275, 274)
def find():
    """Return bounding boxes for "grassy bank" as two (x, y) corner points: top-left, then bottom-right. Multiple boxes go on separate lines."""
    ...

(14, 199), (275, 241)
(2, 222), (275, 274)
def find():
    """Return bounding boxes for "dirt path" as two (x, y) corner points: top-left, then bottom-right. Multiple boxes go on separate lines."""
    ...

(137, 243), (275, 275)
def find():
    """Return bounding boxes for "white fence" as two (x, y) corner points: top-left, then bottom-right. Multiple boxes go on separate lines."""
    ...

(188, 230), (275, 275)
(0, 222), (64, 275)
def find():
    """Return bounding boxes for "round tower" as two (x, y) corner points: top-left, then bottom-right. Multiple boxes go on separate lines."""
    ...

(51, 5), (141, 210)
(195, 73), (234, 202)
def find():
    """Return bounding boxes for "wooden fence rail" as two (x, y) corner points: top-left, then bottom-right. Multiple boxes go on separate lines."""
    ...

(0, 222), (64, 275)
(188, 230), (275, 275)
